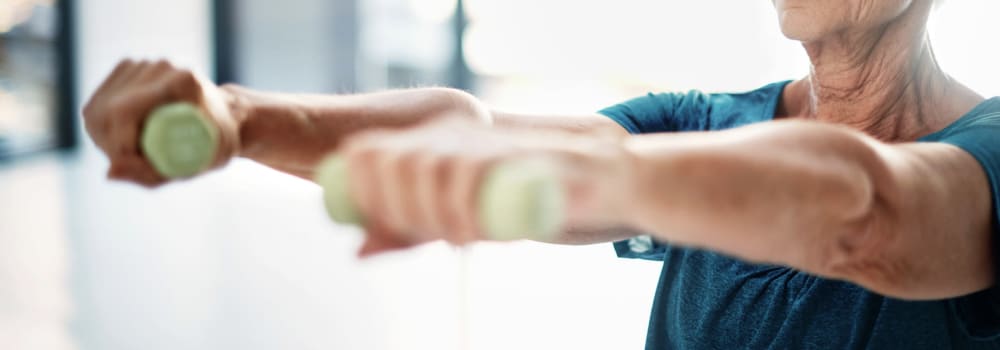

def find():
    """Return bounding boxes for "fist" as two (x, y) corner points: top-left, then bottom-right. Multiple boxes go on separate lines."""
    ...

(336, 118), (634, 257)
(82, 59), (241, 187)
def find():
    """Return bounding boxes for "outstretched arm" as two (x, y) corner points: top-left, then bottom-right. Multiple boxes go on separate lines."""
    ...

(82, 59), (624, 183)
(619, 120), (992, 300)
(224, 85), (493, 178)
(335, 118), (993, 300)
(227, 87), (630, 179)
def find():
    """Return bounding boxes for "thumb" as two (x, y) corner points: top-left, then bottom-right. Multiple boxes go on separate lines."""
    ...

(358, 221), (414, 258)
(107, 156), (166, 187)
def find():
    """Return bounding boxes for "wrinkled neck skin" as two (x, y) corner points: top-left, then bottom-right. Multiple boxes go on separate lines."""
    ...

(779, 2), (984, 142)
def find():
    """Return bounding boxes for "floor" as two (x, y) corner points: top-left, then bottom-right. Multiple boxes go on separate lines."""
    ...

(0, 145), (660, 350)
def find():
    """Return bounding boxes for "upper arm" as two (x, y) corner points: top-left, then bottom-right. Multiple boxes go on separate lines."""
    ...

(614, 118), (996, 300)
(492, 111), (630, 138)
(842, 141), (994, 300)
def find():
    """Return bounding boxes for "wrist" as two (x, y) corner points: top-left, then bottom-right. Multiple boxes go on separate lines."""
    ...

(219, 84), (253, 129)
(562, 133), (638, 229)
(609, 136), (642, 228)
(219, 84), (272, 159)
(593, 135), (645, 231)
(194, 83), (247, 168)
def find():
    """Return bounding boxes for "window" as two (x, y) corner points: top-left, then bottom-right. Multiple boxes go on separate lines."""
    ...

(0, 0), (75, 158)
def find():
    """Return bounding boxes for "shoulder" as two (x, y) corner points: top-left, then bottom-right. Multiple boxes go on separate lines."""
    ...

(924, 98), (1000, 162)
(598, 81), (790, 134)
(930, 97), (1000, 340)
(926, 98), (1000, 140)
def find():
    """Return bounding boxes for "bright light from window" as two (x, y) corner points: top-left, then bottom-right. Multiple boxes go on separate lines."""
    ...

(465, 0), (1000, 111)
(407, 0), (457, 23)
(464, 0), (809, 112)
(0, 0), (52, 33)
(929, 0), (1000, 97)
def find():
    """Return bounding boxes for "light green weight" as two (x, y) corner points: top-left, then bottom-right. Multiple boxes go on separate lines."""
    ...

(314, 156), (365, 225)
(141, 103), (219, 178)
(477, 159), (565, 241)
(313, 155), (566, 241)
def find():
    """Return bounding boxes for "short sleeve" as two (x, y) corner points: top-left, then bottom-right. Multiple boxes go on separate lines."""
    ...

(598, 90), (713, 134)
(598, 91), (709, 261)
(597, 83), (790, 261)
(935, 111), (1000, 340)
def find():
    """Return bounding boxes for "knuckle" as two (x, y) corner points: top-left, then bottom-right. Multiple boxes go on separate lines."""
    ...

(117, 58), (136, 69)
(396, 152), (422, 174)
(81, 101), (97, 119)
(431, 158), (457, 191)
(351, 129), (386, 145)
(153, 59), (172, 69)
(342, 132), (388, 158)
(420, 154), (446, 181)
(105, 95), (131, 115)
(168, 69), (199, 88)
(376, 150), (400, 176)
(167, 70), (202, 97)
(344, 146), (379, 169)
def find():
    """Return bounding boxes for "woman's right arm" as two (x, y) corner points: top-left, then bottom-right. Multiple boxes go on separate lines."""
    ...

(83, 59), (628, 181)
(226, 84), (493, 178)
(229, 92), (631, 179)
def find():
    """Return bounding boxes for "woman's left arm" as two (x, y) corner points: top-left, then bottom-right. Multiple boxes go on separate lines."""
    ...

(623, 120), (993, 300)
(339, 118), (993, 299)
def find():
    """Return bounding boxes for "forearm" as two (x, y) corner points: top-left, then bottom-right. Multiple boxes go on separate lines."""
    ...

(224, 85), (490, 178)
(541, 225), (642, 245)
(619, 121), (882, 273)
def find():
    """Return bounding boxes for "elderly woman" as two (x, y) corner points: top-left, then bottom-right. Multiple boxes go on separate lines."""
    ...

(84, 0), (1000, 348)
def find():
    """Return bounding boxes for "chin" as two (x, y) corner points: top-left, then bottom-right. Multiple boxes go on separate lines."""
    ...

(776, 10), (832, 42)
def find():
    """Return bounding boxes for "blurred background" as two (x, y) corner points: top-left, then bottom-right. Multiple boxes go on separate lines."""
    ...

(1, 0), (999, 349)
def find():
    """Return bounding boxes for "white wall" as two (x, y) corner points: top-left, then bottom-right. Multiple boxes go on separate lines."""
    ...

(70, 1), (660, 350)
(67, 1), (1000, 350)
(72, 1), (220, 349)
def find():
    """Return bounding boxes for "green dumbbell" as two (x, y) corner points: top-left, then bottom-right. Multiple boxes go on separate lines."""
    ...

(141, 102), (219, 178)
(314, 155), (566, 241)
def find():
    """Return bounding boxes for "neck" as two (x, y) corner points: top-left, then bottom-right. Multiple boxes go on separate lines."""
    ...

(780, 2), (983, 142)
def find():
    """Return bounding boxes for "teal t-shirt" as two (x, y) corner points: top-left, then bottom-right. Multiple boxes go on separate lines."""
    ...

(600, 81), (1000, 349)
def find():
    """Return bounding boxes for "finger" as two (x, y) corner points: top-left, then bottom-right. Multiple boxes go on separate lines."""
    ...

(446, 157), (490, 244)
(358, 220), (414, 258)
(344, 145), (383, 226)
(391, 151), (436, 238)
(115, 69), (202, 121)
(415, 153), (450, 236)
(417, 133), (465, 237)
(132, 59), (174, 84)
(115, 59), (153, 85)
(104, 84), (173, 159)
(166, 70), (205, 103)
(103, 97), (145, 159)
(107, 156), (166, 186)
(103, 58), (139, 89)
(106, 160), (131, 181)
(377, 149), (414, 235)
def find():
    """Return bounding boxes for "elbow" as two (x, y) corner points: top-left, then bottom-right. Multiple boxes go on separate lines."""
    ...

(812, 131), (886, 225)
(817, 177), (940, 300)
(421, 87), (493, 125)
(818, 207), (918, 299)
(813, 133), (919, 296)
(822, 214), (994, 300)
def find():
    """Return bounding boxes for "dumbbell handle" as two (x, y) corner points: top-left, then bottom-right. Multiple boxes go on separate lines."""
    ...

(141, 102), (565, 240)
